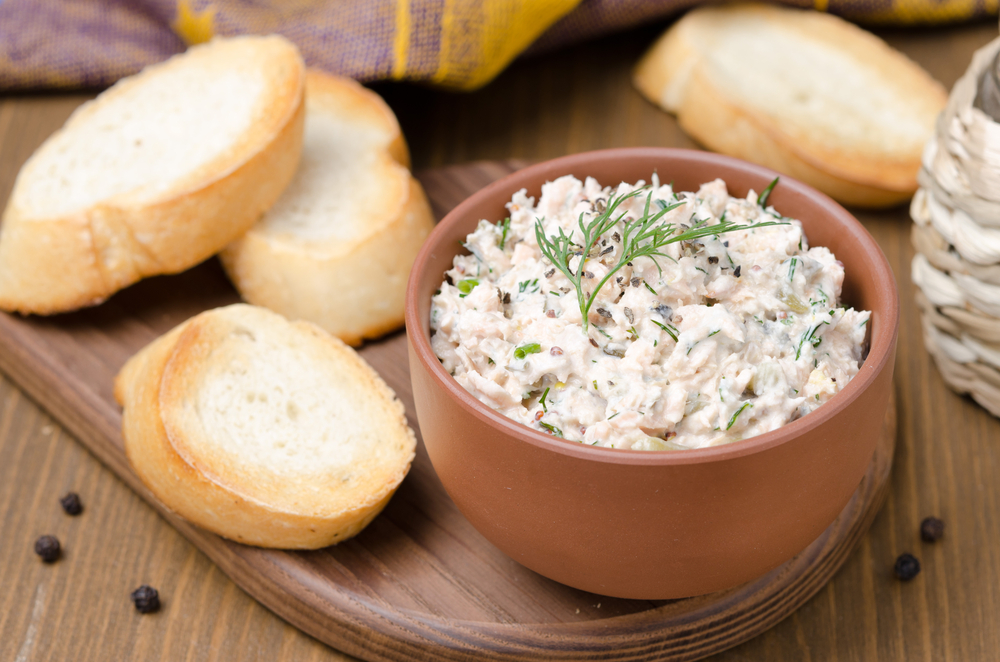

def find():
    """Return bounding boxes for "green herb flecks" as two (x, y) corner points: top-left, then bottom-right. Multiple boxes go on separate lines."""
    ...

(795, 322), (829, 360)
(788, 257), (797, 281)
(539, 387), (550, 412)
(757, 177), (779, 208)
(514, 343), (541, 359)
(643, 281), (658, 295)
(519, 278), (539, 294)
(457, 279), (479, 297)
(498, 217), (511, 249)
(727, 402), (753, 430)
(539, 422), (563, 437)
(534, 186), (786, 332)
(650, 319), (679, 342)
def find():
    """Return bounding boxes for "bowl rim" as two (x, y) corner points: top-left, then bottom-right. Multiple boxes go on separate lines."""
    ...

(405, 147), (899, 466)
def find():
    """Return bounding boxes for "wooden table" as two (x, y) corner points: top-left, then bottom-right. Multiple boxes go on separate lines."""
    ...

(1, 18), (998, 662)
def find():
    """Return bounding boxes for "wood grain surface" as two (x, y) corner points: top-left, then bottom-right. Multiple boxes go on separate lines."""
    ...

(0, 18), (998, 662)
(0, 154), (897, 661)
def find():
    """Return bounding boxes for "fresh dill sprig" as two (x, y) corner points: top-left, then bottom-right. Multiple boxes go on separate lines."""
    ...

(757, 177), (779, 208)
(498, 217), (511, 249)
(534, 185), (787, 332)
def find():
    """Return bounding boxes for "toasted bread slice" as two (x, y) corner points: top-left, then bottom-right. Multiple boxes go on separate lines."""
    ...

(633, 4), (947, 208)
(219, 70), (435, 346)
(114, 304), (416, 549)
(0, 36), (306, 315)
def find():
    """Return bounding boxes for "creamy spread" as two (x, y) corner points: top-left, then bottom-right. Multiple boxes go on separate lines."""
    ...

(430, 176), (870, 450)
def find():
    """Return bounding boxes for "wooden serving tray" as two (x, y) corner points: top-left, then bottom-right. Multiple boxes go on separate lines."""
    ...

(0, 160), (895, 662)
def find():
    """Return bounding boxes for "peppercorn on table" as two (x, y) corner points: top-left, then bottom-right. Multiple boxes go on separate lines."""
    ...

(1, 19), (999, 662)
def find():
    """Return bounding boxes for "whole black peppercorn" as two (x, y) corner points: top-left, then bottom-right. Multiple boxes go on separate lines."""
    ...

(131, 585), (160, 614)
(894, 553), (921, 581)
(921, 517), (945, 543)
(34, 535), (60, 563)
(59, 492), (83, 516)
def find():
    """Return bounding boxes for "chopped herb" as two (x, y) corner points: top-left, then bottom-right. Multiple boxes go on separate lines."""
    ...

(534, 186), (785, 332)
(651, 319), (679, 342)
(457, 279), (479, 297)
(539, 422), (563, 437)
(707, 329), (720, 338)
(726, 402), (753, 430)
(860, 318), (868, 327)
(628, 326), (639, 339)
(519, 278), (539, 293)
(719, 387), (725, 402)
(498, 217), (511, 249)
(795, 322), (829, 360)
(644, 281), (658, 295)
(758, 177), (779, 207)
(593, 380), (599, 390)
(514, 343), (542, 359)
(597, 327), (613, 340)
(549, 290), (562, 296)
(788, 257), (797, 281)
(608, 412), (620, 420)
(695, 266), (708, 274)
(487, 357), (494, 365)
(540, 387), (550, 412)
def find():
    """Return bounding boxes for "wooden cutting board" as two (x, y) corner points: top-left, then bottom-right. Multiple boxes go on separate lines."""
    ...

(0, 160), (895, 662)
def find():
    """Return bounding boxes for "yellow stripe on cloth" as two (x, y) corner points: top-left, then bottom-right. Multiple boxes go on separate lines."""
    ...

(820, 0), (996, 24)
(425, 0), (581, 90)
(392, 0), (411, 78)
(172, 0), (217, 46)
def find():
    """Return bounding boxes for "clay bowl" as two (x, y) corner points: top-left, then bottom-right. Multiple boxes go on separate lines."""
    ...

(405, 147), (899, 599)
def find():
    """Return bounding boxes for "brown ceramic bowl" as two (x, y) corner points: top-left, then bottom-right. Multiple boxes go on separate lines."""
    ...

(405, 148), (898, 599)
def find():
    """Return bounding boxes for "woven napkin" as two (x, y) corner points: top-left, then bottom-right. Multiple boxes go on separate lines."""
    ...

(1, 0), (997, 91)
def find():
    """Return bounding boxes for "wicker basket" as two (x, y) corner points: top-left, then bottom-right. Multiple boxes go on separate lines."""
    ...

(911, 37), (1000, 417)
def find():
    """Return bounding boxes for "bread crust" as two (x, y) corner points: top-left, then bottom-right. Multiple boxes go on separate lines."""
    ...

(0, 36), (306, 315)
(220, 70), (435, 346)
(633, 3), (947, 208)
(114, 304), (415, 549)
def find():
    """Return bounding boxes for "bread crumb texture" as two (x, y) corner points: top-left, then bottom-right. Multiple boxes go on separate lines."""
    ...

(633, 3), (946, 207)
(0, 35), (306, 314)
(220, 70), (435, 346)
(116, 304), (416, 549)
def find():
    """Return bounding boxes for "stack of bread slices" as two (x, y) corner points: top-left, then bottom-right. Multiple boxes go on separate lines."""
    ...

(911, 38), (1000, 417)
(0, 36), (430, 547)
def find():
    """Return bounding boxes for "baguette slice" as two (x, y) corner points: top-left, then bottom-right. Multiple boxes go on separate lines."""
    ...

(633, 4), (947, 208)
(0, 36), (306, 315)
(114, 304), (416, 549)
(220, 70), (435, 346)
